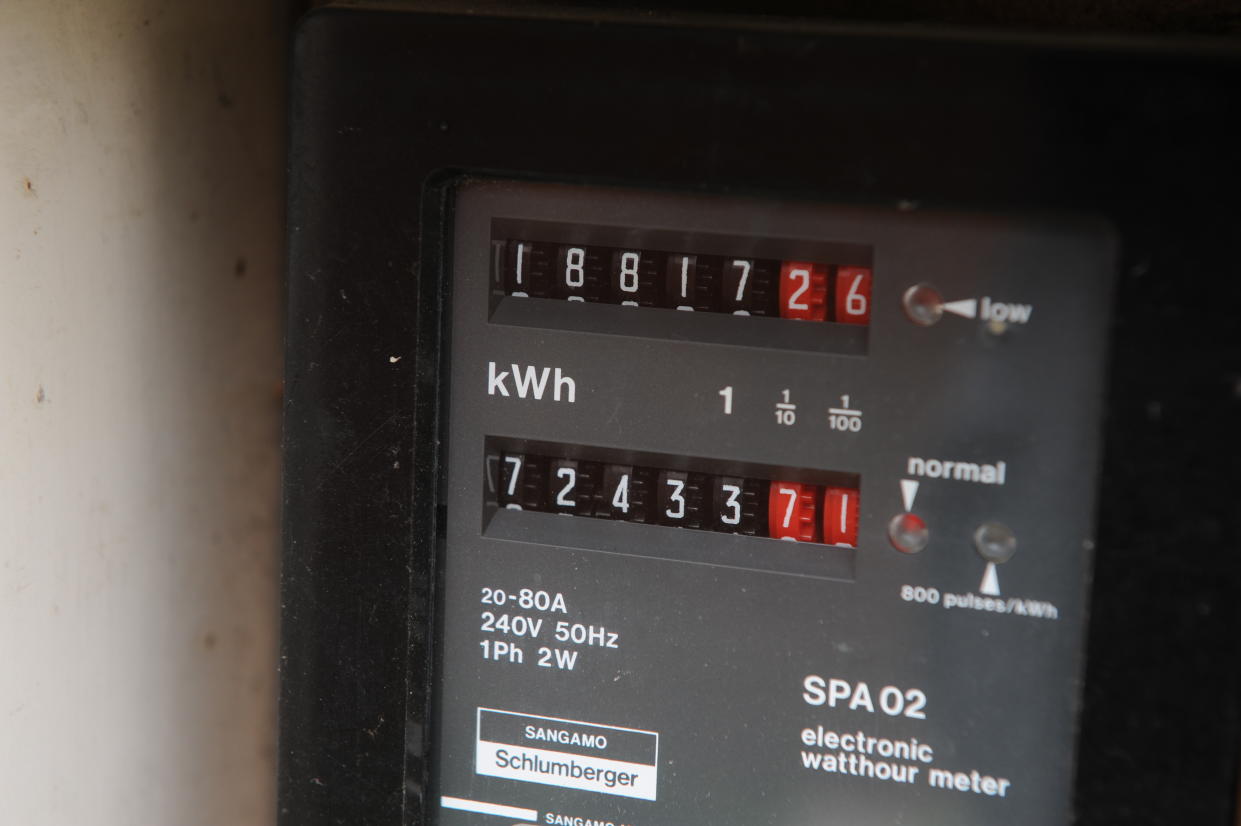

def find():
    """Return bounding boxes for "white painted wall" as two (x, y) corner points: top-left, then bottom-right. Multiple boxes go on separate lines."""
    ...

(1, 2), (284, 824)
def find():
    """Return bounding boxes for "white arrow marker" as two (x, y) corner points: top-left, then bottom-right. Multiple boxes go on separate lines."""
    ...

(900, 479), (919, 513)
(979, 563), (1001, 596)
(942, 298), (978, 319)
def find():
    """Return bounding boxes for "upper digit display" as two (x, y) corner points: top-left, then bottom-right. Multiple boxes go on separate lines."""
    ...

(499, 237), (871, 325)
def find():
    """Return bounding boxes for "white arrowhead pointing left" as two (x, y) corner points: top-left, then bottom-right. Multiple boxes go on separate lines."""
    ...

(900, 479), (919, 513)
(942, 298), (978, 319)
(979, 563), (1001, 596)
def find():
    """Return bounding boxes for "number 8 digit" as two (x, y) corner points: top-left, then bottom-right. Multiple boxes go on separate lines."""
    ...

(565, 247), (585, 288)
(619, 252), (640, 293)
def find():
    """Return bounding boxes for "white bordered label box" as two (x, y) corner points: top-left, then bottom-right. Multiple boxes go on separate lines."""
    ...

(475, 708), (660, 801)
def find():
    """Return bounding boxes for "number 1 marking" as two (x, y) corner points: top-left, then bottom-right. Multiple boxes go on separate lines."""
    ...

(719, 386), (733, 415)
(515, 242), (524, 286)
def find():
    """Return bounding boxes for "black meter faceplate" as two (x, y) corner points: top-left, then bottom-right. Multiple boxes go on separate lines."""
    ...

(431, 179), (1113, 824)
(280, 9), (1241, 826)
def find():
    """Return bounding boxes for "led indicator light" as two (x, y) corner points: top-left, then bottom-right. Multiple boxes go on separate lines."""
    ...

(888, 512), (929, 554)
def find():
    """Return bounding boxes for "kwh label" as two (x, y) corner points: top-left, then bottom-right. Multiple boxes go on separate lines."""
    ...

(488, 362), (577, 403)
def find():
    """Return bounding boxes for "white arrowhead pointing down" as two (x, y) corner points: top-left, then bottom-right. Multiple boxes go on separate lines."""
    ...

(942, 298), (978, 319)
(979, 563), (1001, 596)
(900, 479), (919, 513)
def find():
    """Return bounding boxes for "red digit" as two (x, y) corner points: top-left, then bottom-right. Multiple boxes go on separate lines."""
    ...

(834, 267), (872, 325)
(822, 486), (860, 547)
(779, 261), (828, 321)
(768, 482), (821, 542)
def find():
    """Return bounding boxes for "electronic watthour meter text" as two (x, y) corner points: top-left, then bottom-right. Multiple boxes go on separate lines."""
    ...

(280, 9), (1241, 826)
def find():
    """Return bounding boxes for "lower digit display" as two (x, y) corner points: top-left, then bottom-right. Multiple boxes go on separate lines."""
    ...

(496, 445), (861, 549)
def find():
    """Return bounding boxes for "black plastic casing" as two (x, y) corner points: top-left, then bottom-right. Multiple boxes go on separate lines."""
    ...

(280, 9), (1241, 826)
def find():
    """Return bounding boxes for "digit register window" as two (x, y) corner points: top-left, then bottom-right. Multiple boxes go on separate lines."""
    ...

(431, 179), (1113, 826)
(484, 188), (875, 355)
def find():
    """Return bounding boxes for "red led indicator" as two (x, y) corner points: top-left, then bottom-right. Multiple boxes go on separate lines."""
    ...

(778, 262), (828, 321)
(834, 267), (872, 325)
(822, 486), (860, 547)
(768, 482), (821, 542)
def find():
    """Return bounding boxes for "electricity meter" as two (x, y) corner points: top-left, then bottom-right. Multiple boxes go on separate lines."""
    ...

(279, 8), (1241, 826)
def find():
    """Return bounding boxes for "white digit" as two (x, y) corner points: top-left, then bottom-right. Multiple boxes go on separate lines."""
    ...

(612, 474), (630, 513)
(721, 484), (742, 526)
(679, 255), (691, 299)
(845, 273), (868, 316)
(565, 247), (585, 288)
(788, 267), (810, 310)
(665, 478), (686, 519)
(880, 686), (905, 716)
(515, 242), (525, 286)
(732, 259), (751, 302)
(556, 467), (577, 507)
(904, 689), (928, 720)
(838, 493), (849, 533)
(779, 486), (799, 529)
(503, 456), (523, 496)
(719, 386), (733, 415)
(619, 251), (640, 293)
